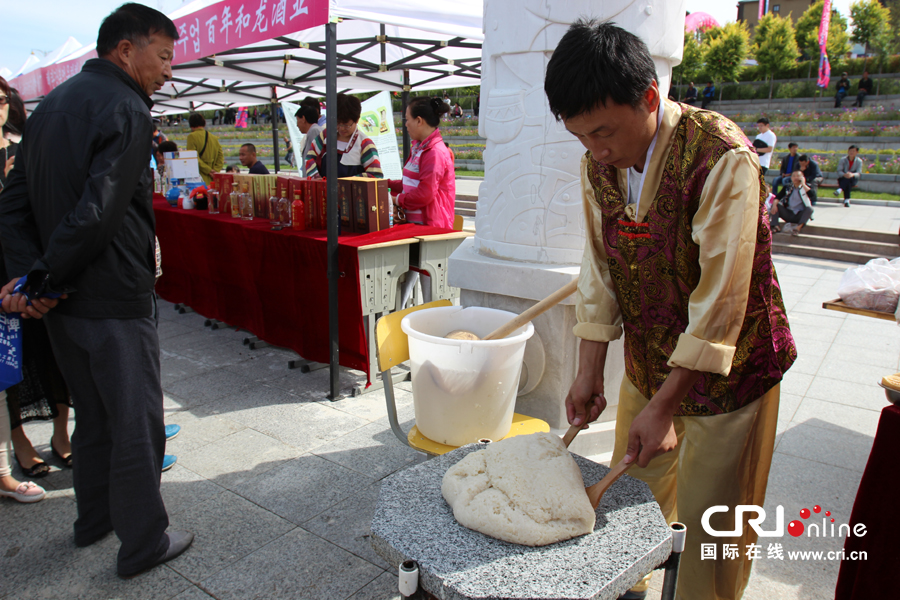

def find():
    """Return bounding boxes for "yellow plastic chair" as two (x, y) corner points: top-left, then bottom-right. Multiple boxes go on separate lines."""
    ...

(375, 301), (550, 456)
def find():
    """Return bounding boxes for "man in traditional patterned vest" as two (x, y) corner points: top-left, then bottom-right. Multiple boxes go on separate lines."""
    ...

(545, 21), (797, 600)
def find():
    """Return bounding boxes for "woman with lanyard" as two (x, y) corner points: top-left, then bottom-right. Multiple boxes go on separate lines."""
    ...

(389, 96), (456, 307)
(305, 93), (382, 179)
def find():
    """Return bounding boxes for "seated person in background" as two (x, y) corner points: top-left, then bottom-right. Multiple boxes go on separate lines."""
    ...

(701, 81), (715, 109)
(854, 71), (874, 107)
(772, 142), (800, 196)
(156, 140), (178, 178)
(772, 170), (814, 236)
(239, 143), (269, 174)
(225, 165), (239, 173)
(835, 145), (862, 207)
(683, 82), (697, 105)
(797, 154), (823, 205)
(834, 72), (851, 108)
(305, 93), (382, 179)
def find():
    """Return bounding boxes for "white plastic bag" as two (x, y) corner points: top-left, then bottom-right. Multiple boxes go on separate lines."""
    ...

(838, 258), (900, 313)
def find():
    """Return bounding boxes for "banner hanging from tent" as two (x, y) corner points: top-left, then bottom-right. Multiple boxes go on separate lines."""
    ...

(172, 0), (328, 65)
(817, 0), (832, 89)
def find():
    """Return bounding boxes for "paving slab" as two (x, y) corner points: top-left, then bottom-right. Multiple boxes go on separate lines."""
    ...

(165, 490), (296, 582)
(198, 528), (384, 600)
(235, 453), (373, 525)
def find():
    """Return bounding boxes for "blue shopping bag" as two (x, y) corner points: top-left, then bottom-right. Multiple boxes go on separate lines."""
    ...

(0, 312), (23, 390)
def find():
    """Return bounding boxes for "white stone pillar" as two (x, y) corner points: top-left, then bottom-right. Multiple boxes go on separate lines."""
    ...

(449, 1), (687, 457)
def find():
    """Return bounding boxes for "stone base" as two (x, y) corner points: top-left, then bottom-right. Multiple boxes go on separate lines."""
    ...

(449, 238), (624, 457)
(371, 442), (673, 600)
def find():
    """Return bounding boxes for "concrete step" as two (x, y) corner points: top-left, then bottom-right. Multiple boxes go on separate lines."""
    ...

(800, 225), (898, 245)
(776, 232), (898, 256)
(771, 230), (896, 262)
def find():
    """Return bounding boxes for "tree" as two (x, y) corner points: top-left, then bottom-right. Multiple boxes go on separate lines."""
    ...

(795, 1), (852, 68)
(851, 0), (892, 68)
(704, 22), (751, 100)
(673, 30), (704, 87)
(753, 12), (801, 98)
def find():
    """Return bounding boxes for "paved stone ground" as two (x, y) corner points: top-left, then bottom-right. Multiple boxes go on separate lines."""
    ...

(2, 252), (897, 600)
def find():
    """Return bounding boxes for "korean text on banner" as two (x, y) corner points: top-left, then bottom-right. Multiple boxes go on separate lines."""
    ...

(172, 0), (329, 65)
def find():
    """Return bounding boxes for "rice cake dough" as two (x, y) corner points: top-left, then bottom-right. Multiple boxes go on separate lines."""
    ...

(441, 432), (596, 546)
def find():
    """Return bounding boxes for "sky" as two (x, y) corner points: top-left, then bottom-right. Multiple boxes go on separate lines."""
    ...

(0, 0), (861, 77)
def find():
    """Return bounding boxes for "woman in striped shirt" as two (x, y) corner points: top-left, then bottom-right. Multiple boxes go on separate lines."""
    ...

(305, 93), (382, 179)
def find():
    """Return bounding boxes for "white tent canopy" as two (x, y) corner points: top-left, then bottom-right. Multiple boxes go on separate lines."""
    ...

(30, 0), (483, 115)
(152, 0), (483, 114)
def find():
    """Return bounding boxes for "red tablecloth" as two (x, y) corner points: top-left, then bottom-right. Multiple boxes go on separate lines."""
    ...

(834, 403), (900, 598)
(153, 198), (449, 379)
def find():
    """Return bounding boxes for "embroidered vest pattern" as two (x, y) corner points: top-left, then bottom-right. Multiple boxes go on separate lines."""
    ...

(587, 105), (797, 416)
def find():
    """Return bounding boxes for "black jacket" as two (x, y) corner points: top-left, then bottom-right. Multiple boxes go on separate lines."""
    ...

(0, 59), (156, 319)
(801, 159), (824, 194)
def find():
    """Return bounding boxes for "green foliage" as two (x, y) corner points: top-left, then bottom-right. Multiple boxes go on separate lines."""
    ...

(673, 30), (704, 84)
(753, 13), (801, 93)
(851, 0), (893, 52)
(704, 22), (751, 87)
(795, 2), (851, 61)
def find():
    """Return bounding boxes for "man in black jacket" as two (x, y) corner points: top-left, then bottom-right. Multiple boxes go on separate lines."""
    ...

(797, 154), (824, 205)
(772, 142), (800, 196)
(0, 3), (192, 578)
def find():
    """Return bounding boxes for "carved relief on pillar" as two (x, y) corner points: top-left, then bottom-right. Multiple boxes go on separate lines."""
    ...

(475, 0), (687, 265)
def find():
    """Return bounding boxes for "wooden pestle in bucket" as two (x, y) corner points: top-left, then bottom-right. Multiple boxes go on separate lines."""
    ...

(445, 279), (578, 341)
(562, 422), (634, 509)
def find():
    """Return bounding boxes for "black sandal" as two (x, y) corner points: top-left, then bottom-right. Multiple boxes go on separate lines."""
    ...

(15, 454), (50, 478)
(51, 440), (73, 468)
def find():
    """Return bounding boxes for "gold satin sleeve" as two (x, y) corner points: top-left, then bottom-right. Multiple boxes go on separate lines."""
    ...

(573, 156), (624, 342)
(667, 147), (761, 376)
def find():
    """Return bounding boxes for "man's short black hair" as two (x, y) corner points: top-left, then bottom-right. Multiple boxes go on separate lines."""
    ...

(296, 104), (319, 125)
(797, 154), (809, 162)
(848, 145), (858, 151)
(757, 117), (770, 125)
(242, 143), (257, 154)
(788, 142), (798, 149)
(545, 20), (658, 120)
(97, 3), (179, 57)
(188, 113), (205, 128)
(157, 140), (178, 155)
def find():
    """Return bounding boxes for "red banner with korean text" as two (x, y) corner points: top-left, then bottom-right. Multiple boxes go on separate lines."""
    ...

(758, 0), (768, 20)
(171, 0), (328, 65)
(817, 0), (832, 88)
(10, 0), (328, 100)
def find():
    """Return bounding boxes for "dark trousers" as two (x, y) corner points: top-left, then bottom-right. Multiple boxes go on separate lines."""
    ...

(835, 89), (847, 107)
(854, 91), (868, 107)
(838, 176), (858, 200)
(772, 174), (789, 196)
(44, 308), (169, 574)
(701, 97), (713, 109)
(774, 204), (813, 228)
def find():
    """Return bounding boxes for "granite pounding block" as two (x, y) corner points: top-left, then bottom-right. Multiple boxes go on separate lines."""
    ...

(370, 443), (672, 600)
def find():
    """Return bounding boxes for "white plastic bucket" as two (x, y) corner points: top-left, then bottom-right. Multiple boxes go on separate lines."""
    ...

(401, 306), (534, 446)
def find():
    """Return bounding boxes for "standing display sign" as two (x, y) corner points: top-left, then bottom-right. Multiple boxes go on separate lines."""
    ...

(281, 91), (402, 179)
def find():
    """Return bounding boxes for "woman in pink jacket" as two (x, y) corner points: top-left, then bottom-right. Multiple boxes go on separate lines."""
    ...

(389, 97), (456, 228)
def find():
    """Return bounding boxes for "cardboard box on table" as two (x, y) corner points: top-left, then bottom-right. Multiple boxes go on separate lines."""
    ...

(343, 177), (390, 233)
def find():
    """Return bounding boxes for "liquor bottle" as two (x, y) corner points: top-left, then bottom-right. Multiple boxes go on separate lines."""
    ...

(207, 187), (220, 215)
(240, 182), (253, 220)
(291, 185), (306, 230)
(230, 184), (241, 218)
(268, 189), (280, 226)
(278, 189), (291, 228)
